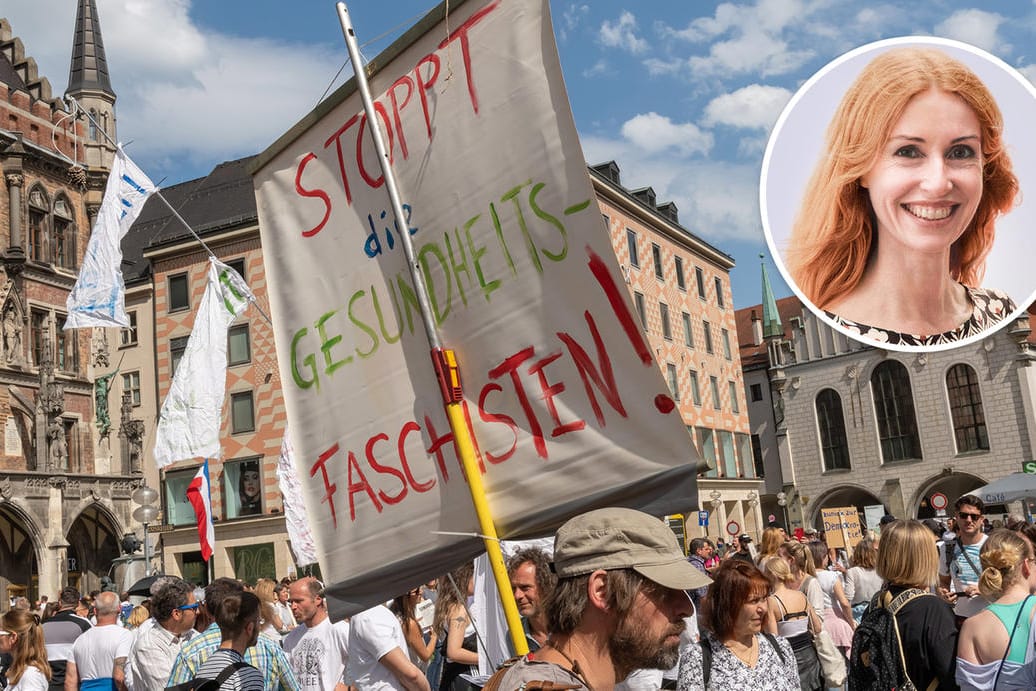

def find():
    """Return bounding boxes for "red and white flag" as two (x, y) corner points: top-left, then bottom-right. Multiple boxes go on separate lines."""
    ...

(186, 460), (215, 561)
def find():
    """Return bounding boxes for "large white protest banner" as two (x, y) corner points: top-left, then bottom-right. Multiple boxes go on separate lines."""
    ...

(252, 0), (702, 615)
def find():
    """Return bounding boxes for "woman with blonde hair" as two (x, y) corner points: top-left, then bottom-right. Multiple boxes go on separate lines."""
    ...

(780, 539), (825, 616)
(755, 526), (786, 566)
(0, 609), (50, 690)
(844, 537), (882, 623)
(957, 529), (1036, 689)
(787, 47), (1018, 346)
(253, 577), (285, 640)
(431, 563), (479, 691)
(762, 556), (824, 690)
(852, 520), (956, 690)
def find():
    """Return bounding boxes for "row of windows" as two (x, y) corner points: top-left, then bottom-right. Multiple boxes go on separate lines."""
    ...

(689, 426), (755, 479)
(665, 365), (740, 413)
(164, 456), (265, 525)
(634, 294), (732, 359)
(816, 361), (987, 472)
(626, 229), (725, 307)
(26, 186), (77, 269)
(166, 258), (247, 313)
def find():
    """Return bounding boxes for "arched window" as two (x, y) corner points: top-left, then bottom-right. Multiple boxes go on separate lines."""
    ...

(946, 363), (988, 452)
(816, 388), (850, 471)
(53, 196), (76, 269)
(88, 109), (98, 141)
(27, 186), (49, 263)
(871, 360), (922, 462)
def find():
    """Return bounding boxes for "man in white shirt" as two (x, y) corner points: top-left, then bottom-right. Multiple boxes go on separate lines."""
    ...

(65, 591), (133, 690)
(938, 495), (989, 619)
(283, 577), (350, 690)
(129, 576), (198, 690)
(347, 604), (429, 691)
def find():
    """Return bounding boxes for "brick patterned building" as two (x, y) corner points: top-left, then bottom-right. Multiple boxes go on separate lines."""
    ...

(0, 1), (142, 603)
(591, 162), (762, 545)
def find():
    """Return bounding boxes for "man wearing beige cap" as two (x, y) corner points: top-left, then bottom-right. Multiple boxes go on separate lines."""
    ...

(486, 507), (711, 690)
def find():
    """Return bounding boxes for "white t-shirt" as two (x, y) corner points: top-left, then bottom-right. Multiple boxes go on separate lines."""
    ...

(8, 665), (48, 691)
(282, 617), (350, 690)
(70, 623), (134, 680)
(939, 533), (989, 617)
(347, 605), (411, 690)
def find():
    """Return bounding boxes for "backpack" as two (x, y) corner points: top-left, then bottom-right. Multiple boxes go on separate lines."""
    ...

(165, 661), (248, 691)
(848, 588), (936, 691)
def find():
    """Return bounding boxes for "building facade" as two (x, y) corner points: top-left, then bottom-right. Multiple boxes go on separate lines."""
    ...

(591, 162), (762, 545)
(736, 276), (1036, 531)
(0, 1), (142, 603)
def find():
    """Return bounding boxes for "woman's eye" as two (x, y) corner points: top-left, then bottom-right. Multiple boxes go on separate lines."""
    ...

(894, 145), (921, 158)
(947, 144), (976, 160)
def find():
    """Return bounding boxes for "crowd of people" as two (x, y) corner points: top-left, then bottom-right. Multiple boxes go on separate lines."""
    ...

(3, 497), (1035, 690)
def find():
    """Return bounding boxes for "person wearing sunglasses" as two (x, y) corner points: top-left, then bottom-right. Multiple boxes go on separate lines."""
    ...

(130, 576), (198, 690)
(939, 495), (989, 623)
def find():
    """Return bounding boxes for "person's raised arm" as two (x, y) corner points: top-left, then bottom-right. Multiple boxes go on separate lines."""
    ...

(403, 617), (437, 662)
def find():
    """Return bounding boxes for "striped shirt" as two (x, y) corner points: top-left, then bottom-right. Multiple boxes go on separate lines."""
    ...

(195, 649), (264, 691)
(167, 623), (300, 690)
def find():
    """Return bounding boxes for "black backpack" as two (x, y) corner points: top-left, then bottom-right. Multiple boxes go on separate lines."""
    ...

(848, 588), (935, 691)
(165, 661), (248, 691)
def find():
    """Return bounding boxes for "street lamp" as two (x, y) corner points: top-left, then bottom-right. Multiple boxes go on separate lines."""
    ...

(777, 491), (789, 531)
(131, 485), (159, 576)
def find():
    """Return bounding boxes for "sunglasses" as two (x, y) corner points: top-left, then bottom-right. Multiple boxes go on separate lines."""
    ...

(177, 603), (201, 611)
(958, 512), (982, 521)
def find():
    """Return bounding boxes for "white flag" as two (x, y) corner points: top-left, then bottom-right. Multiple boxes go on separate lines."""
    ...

(276, 427), (319, 567)
(153, 258), (251, 468)
(65, 145), (155, 328)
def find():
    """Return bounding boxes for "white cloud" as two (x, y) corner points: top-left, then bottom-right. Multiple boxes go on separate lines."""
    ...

(581, 133), (762, 242)
(619, 113), (713, 156)
(644, 58), (686, 76)
(561, 3), (590, 39)
(935, 9), (1007, 54)
(599, 11), (648, 54)
(689, 29), (814, 78)
(703, 85), (793, 131)
(4, 0), (342, 181)
(582, 60), (608, 78)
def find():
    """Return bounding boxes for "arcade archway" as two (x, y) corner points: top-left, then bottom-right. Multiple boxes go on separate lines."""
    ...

(67, 504), (121, 594)
(0, 502), (42, 603)
(808, 485), (883, 531)
(914, 472), (987, 519)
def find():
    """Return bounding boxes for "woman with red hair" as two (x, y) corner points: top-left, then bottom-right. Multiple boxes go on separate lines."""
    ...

(788, 47), (1018, 347)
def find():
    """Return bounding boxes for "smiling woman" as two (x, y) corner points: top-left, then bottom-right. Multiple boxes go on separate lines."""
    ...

(774, 41), (1025, 349)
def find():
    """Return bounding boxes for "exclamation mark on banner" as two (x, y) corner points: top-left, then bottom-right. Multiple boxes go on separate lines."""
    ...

(586, 246), (675, 414)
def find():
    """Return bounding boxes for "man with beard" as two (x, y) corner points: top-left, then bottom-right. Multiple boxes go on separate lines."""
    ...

(507, 547), (556, 652)
(486, 508), (708, 690)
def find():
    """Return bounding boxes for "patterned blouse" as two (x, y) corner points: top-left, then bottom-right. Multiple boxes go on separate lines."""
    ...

(676, 631), (800, 691)
(827, 286), (1016, 347)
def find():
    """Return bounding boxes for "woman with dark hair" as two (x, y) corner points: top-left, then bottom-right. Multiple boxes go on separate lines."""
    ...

(788, 47), (1018, 346)
(0, 609), (50, 690)
(431, 563), (479, 691)
(677, 559), (799, 690)
(238, 460), (262, 515)
(391, 587), (438, 671)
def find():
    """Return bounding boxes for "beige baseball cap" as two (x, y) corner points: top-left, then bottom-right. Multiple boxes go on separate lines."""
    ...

(552, 507), (712, 591)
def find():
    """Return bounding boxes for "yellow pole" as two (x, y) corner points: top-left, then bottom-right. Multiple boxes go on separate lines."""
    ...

(445, 399), (529, 656)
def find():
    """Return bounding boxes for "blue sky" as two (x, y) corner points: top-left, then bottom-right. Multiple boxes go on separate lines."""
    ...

(6, 0), (1036, 312)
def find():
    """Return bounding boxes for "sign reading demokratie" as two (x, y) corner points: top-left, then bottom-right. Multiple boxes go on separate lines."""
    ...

(251, 0), (700, 615)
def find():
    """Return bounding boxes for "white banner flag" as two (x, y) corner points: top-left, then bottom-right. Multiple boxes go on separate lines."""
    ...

(152, 258), (251, 468)
(65, 145), (155, 328)
(252, 0), (701, 616)
(276, 426), (319, 566)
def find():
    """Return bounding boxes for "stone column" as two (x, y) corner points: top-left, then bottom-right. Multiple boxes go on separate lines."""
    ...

(5, 173), (23, 250)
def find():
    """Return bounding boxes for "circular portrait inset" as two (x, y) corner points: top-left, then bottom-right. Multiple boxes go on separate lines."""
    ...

(761, 36), (1036, 352)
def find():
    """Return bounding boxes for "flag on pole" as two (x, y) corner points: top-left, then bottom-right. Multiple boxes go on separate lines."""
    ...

(65, 145), (155, 328)
(275, 427), (318, 567)
(186, 460), (215, 561)
(152, 258), (252, 468)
